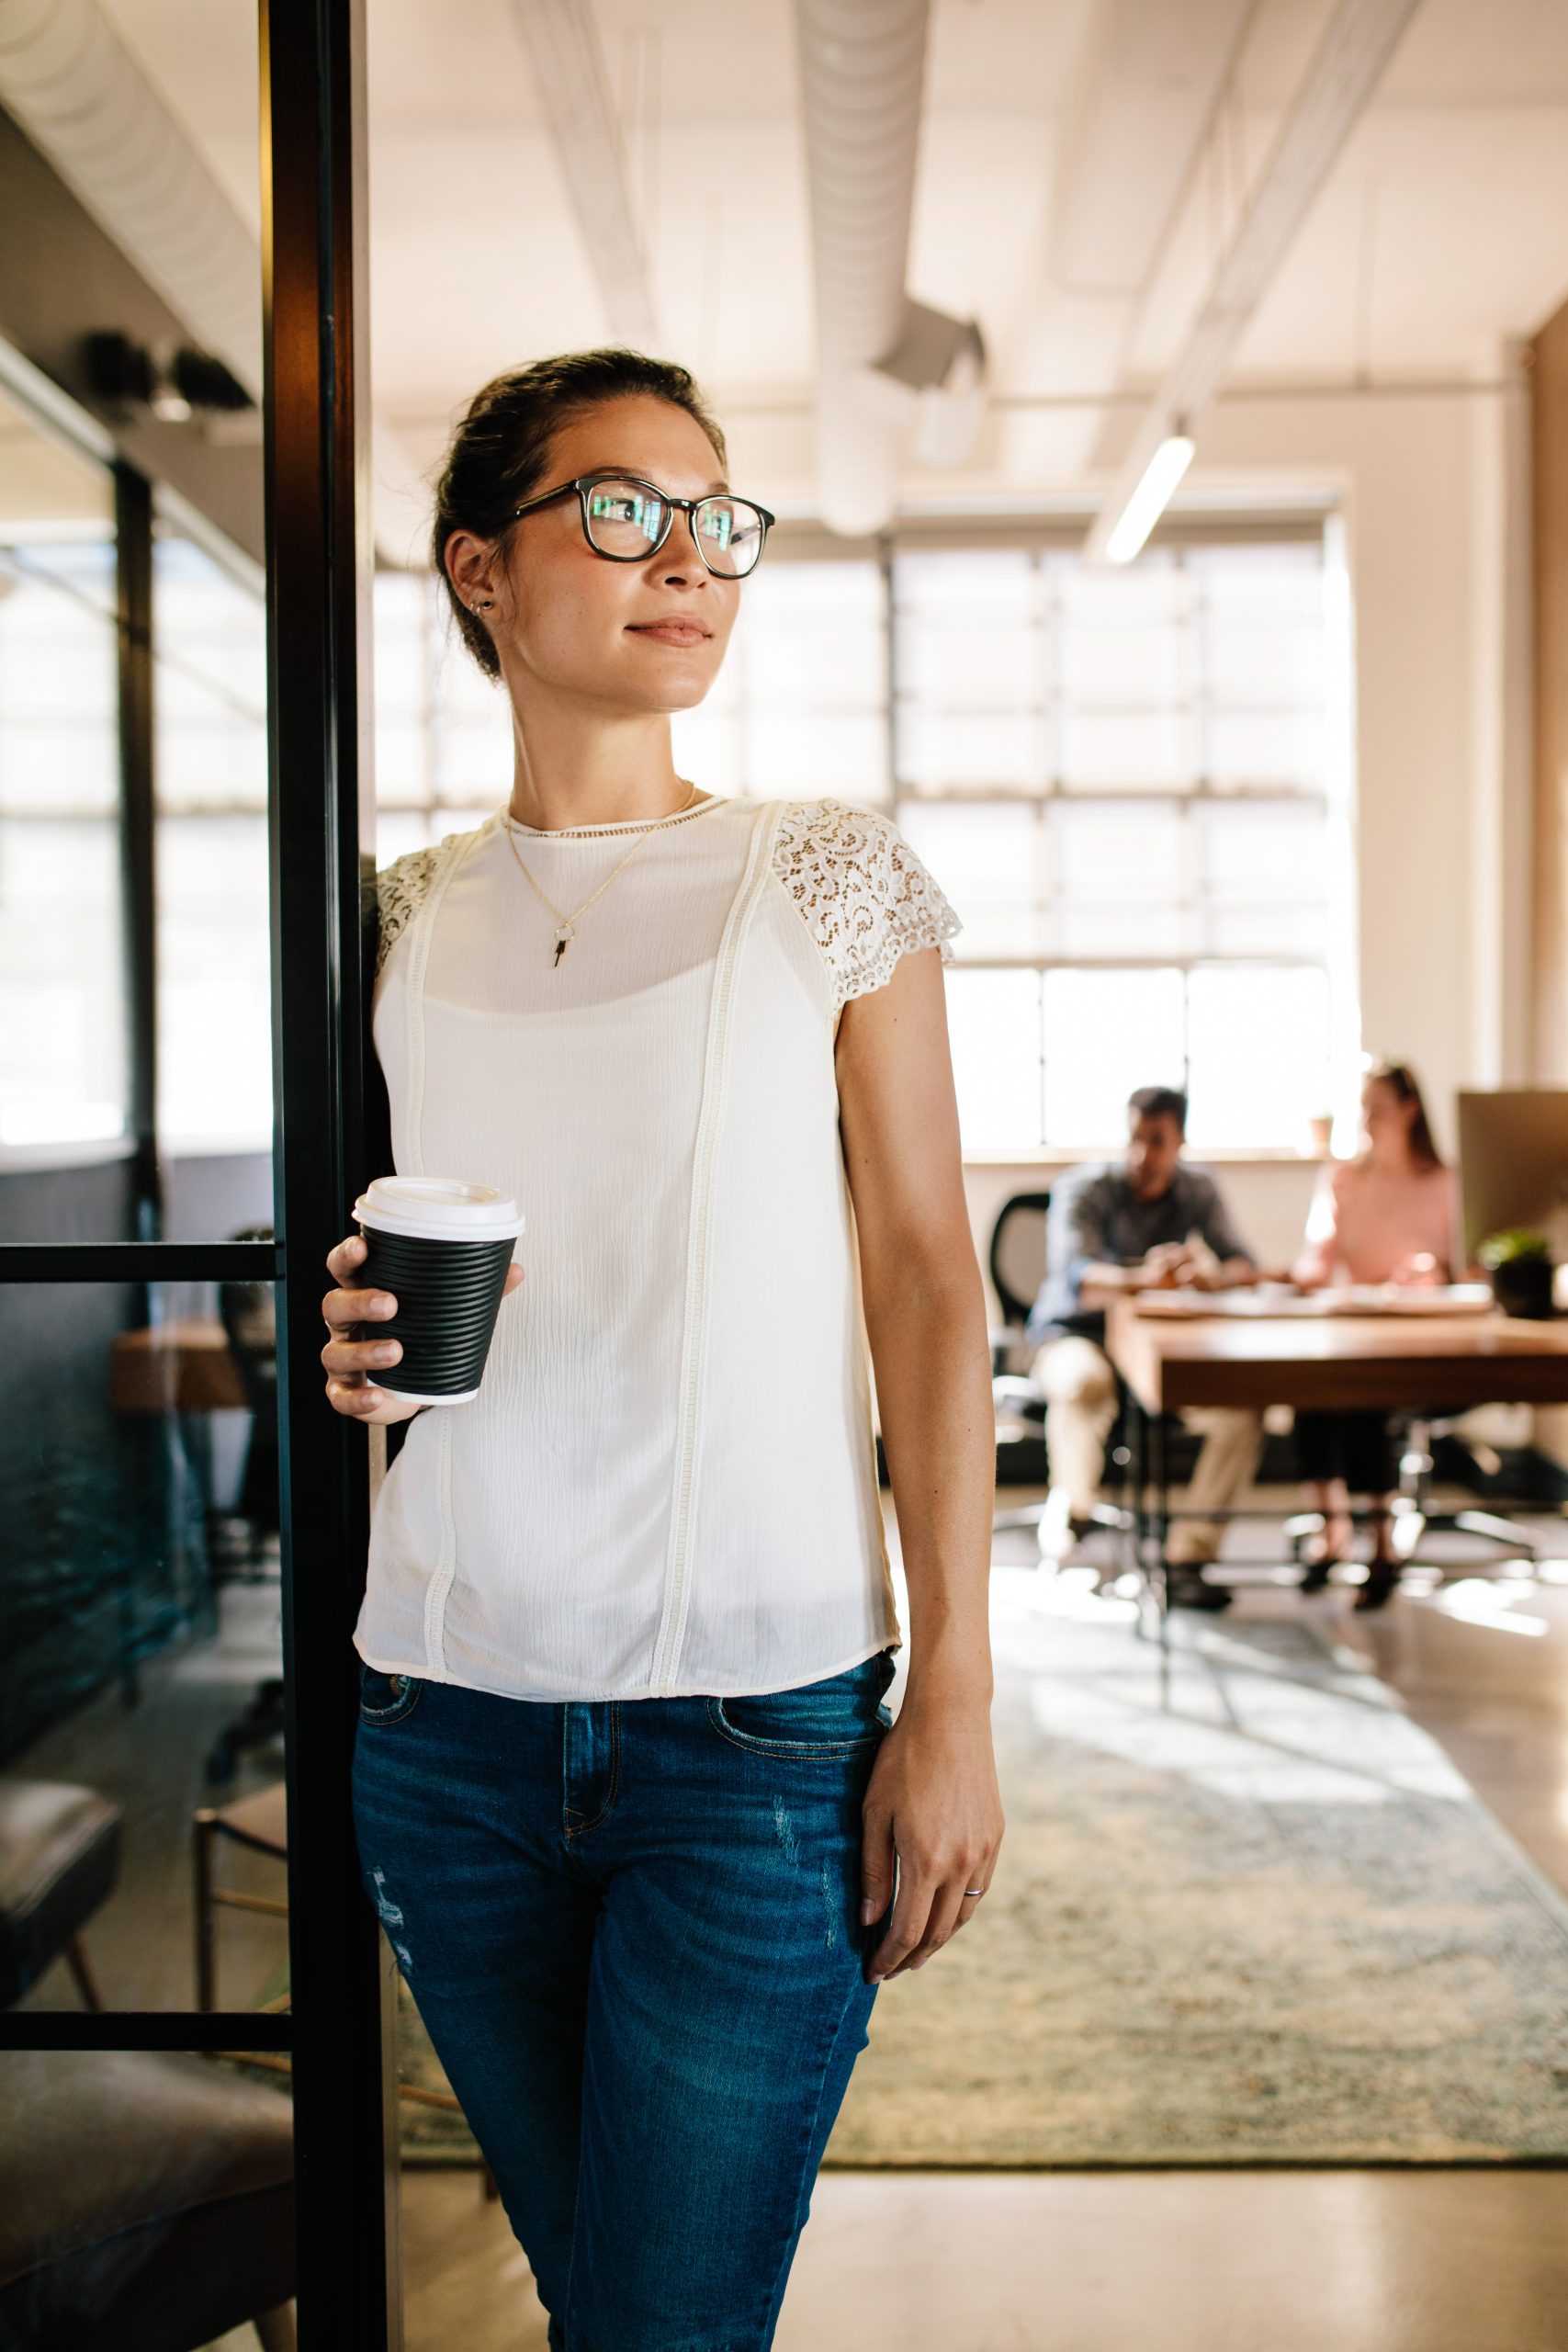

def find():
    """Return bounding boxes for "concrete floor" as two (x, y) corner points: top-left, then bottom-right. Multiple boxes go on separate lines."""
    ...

(17, 1488), (1568, 2348)
(396, 2163), (1568, 2352)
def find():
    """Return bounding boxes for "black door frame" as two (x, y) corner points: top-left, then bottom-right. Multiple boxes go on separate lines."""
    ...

(0, 1), (397, 2342)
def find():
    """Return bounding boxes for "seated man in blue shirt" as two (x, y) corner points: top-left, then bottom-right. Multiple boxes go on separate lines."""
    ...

(1026, 1084), (1262, 1610)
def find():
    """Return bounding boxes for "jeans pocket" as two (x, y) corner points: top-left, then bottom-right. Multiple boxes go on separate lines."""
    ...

(706, 1652), (895, 1758)
(357, 1663), (424, 1725)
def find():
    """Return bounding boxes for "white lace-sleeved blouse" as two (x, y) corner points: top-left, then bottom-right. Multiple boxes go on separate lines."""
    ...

(353, 793), (962, 1702)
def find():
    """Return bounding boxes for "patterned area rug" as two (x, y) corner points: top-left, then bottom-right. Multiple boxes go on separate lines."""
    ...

(828, 1585), (1568, 2165)
(397, 1585), (1568, 2167)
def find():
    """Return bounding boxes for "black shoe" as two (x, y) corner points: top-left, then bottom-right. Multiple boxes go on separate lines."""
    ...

(1166, 1568), (1234, 1611)
(1300, 1557), (1337, 1595)
(1352, 1565), (1400, 1611)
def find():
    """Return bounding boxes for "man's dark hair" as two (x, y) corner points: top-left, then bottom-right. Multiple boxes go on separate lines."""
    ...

(432, 347), (728, 681)
(1128, 1084), (1188, 1134)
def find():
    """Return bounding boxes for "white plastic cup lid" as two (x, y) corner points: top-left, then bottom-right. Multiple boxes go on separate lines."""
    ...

(354, 1175), (525, 1245)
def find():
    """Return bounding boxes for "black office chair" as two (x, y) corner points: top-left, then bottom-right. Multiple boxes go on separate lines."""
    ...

(988, 1191), (1051, 1381)
(987, 1191), (1127, 1558)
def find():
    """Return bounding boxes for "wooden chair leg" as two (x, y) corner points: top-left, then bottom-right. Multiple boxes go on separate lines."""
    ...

(63, 1934), (103, 2011)
(254, 2302), (297, 2351)
(193, 1813), (217, 2011)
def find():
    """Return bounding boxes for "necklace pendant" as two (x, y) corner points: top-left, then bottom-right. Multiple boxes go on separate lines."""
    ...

(553, 929), (572, 967)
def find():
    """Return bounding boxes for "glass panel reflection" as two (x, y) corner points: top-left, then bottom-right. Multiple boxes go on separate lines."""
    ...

(0, 385), (123, 1151)
(0, 2051), (293, 2343)
(153, 518), (273, 1163)
(1, 1280), (286, 2015)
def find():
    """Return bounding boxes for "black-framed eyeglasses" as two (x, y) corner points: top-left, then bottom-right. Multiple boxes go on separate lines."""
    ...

(510, 473), (775, 579)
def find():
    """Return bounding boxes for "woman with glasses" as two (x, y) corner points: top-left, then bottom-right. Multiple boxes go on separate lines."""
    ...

(319, 348), (1002, 2349)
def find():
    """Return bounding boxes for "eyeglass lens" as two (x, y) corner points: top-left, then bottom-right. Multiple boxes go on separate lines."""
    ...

(583, 481), (766, 576)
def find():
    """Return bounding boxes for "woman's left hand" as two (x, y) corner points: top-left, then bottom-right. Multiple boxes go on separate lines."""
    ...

(859, 1690), (1005, 1982)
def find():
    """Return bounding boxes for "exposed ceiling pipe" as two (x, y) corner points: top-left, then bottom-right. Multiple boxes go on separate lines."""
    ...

(0, 0), (428, 565)
(794, 0), (940, 536)
(1085, 0), (1422, 562)
(509, 0), (658, 351)
(0, 0), (263, 392)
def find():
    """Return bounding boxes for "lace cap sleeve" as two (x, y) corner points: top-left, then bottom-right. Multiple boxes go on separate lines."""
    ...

(773, 797), (963, 1014)
(375, 838), (456, 982)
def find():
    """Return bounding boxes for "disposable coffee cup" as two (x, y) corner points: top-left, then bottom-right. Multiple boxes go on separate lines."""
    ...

(352, 1176), (526, 1406)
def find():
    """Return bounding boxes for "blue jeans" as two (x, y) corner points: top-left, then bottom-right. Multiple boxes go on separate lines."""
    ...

(350, 1649), (897, 2351)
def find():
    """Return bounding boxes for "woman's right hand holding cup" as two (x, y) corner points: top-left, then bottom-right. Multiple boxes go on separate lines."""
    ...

(321, 1233), (524, 1425)
(321, 1234), (420, 1424)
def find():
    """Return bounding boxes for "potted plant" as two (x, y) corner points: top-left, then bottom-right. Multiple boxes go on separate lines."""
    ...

(1478, 1228), (1556, 1319)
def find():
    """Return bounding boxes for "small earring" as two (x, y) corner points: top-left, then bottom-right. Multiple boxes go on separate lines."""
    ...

(475, 597), (494, 611)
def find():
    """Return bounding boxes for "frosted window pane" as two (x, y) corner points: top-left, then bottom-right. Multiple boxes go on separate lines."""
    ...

(1206, 621), (1324, 706)
(1057, 556), (1190, 707)
(897, 621), (1041, 707)
(1206, 904), (1326, 956)
(154, 535), (268, 814)
(1043, 968), (1185, 1148)
(438, 649), (507, 717)
(900, 708), (1046, 790)
(0, 403), (123, 1142)
(1192, 543), (1321, 609)
(1208, 709), (1323, 790)
(156, 540), (267, 709)
(1196, 800), (1325, 954)
(747, 623), (884, 707)
(1054, 801), (1185, 905)
(375, 809), (434, 863)
(0, 820), (125, 1142)
(8, 537), (118, 618)
(897, 799), (1045, 960)
(433, 717), (511, 803)
(1053, 800), (1190, 957)
(896, 548), (1036, 616)
(1059, 707), (1195, 790)
(944, 967), (1043, 1152)
(375, 725), (429, 805)
(156, 815), (272, 1145)
(745, 711), (887, 797)
(671, 699), (745, 795)
(1056, 621), (1191, 706)
(1185, 965), (1329, 1150)
(0, 574), (118, 814)
(744, 560), (883, 709)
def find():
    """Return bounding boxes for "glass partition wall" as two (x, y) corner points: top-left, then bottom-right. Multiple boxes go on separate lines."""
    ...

(0, 2), (391, 2346)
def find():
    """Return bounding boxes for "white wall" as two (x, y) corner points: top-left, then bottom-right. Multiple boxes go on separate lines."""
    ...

(1182, 379), (1532, 1155)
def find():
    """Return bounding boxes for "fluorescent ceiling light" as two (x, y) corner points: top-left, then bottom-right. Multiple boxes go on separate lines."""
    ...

(1102, 433), (1194, 564)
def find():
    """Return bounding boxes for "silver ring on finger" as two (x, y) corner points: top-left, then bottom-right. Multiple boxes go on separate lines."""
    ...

(964, 1886), (987, 1900)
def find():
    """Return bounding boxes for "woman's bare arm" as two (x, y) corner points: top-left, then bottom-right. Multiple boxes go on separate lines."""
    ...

(834, 945), (1004, 1981)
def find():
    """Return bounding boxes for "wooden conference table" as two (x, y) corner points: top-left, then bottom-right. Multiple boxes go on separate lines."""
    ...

(1101, 1287), (1568, 1628)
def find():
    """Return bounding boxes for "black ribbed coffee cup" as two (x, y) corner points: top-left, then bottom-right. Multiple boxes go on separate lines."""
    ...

(353, 1177), (525, 1405)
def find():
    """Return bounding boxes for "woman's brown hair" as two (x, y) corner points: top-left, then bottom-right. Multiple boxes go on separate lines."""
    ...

(1363, 1057), (1442, 1168)
(431, 348), (728, 681)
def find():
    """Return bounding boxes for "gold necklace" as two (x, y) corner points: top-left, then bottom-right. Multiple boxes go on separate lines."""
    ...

(502, 780), (702, 966)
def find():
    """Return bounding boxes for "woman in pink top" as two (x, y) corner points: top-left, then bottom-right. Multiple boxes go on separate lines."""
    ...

(1292, 1060), (1460, 1608)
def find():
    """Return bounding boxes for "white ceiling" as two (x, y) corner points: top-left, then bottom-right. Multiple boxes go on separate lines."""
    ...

(90, 0), (1568, 522)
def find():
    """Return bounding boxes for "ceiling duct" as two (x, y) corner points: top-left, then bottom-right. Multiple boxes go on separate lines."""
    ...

(1085, 0), (1422, 562)
(508, 0), (658, 350)
(794, 0), (982, 534)
(0, 0), (264, 394)
(0, 0), (429, 563)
